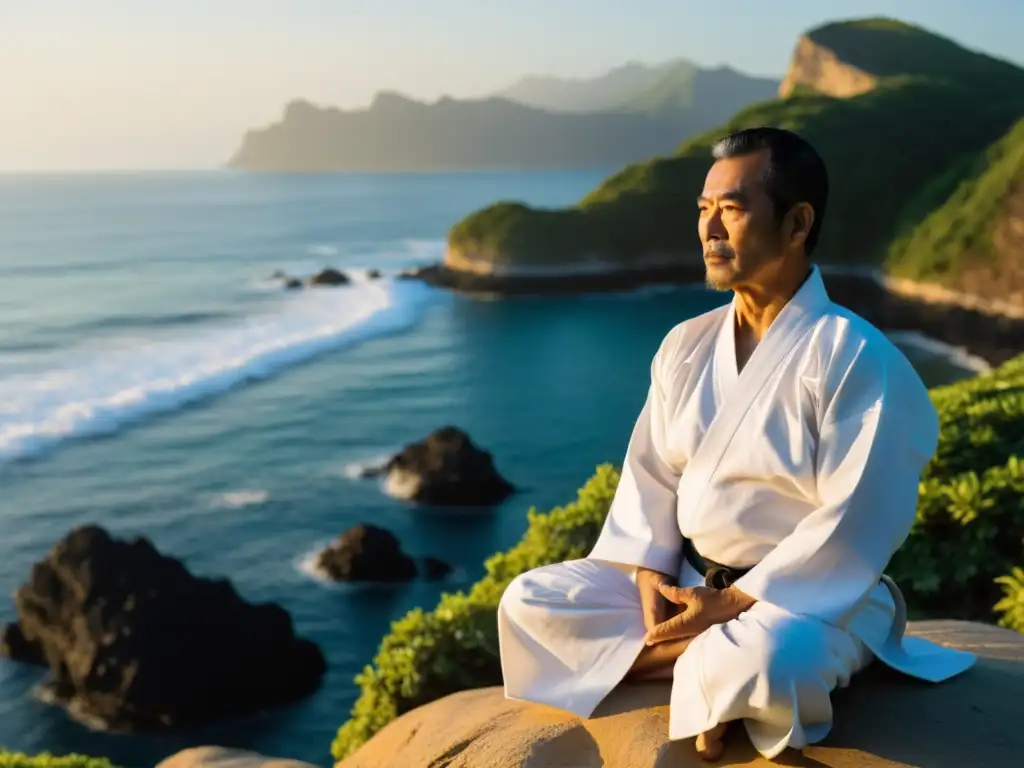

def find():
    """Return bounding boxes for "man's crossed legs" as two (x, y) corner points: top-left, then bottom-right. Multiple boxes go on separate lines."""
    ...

(497, 558), (872, 761)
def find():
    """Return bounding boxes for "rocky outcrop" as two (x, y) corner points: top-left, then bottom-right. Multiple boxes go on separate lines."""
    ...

(1, 525), (326, 731)
(378, 426), (515, 507)
(337, 620), (1024, 768)
(157, 747), (318, 768)
(315, 524), (452, 582)
(778, 34), (878, 98)
(309, 268), (350, 286)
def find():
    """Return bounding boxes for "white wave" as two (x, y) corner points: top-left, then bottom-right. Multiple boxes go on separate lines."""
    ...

(340, 453), (392, 479)
(210, 489), (270, 509)
(887, 330), (991, 373)
(0, 278), (437, 465)
(308, 244), (338, 257)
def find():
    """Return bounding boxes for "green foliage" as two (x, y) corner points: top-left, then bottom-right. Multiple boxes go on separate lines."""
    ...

(447, 18), (1024, 283)
(330, 465), (621, 761)
(888, 354), (1024, 620)
(0, 754), (120, 768)
(334, 355), (1024, 759)
(884, 117), (1024, 289)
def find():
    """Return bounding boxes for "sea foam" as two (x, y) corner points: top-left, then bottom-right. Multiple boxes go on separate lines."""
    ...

(0, 278), (436, 466)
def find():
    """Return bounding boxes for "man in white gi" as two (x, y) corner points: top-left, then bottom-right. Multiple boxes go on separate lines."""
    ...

(497, 127), (977, 761)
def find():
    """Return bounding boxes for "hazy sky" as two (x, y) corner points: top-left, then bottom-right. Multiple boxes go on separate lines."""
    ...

(3, 0), (1022, 171)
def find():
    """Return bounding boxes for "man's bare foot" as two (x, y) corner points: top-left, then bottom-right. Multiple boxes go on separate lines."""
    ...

(695, 722), (729, 762)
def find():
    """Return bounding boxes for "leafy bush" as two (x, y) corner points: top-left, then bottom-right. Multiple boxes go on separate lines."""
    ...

(333, 354), (1024, 759)
(330, 464), (621, 760)
(0, 754), (120, 768)
(890, 353), (1024, 623)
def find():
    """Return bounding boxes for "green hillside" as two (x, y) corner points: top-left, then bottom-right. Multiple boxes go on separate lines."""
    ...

(884, 117), (1024, 299)
(448, 18), (1024, 279)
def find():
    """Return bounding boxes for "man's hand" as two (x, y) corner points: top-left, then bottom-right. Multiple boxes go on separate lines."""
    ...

(644, 584), (756, 645)
(636, 567), (678, 635)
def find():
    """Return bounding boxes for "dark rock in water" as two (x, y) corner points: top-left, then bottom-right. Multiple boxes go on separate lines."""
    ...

(384, 426), (515, 506)
(0, 525), (326, 732)
(419, 557), (453, 582)
(284, 277), (303, 290)
(1, 622), (44, 666)
(367, 269), (382, 280)
(270, 269), (288, 280)
(309, 268), (350, 286)
(316, 524), (417, 582)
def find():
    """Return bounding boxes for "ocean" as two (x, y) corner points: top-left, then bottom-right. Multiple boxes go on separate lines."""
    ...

(0, 171), (978, 767)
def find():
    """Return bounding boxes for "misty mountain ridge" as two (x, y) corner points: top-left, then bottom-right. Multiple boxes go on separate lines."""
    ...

(228, 59), (780, 171)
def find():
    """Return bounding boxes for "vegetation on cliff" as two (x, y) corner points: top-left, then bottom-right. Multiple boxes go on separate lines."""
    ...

(331, 352), (1024, 760)
(448, 18), (1024, 283)
(0, 755), (119, 768)
(884, 117), (1024, 305)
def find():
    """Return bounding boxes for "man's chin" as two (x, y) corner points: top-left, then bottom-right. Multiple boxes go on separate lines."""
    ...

(703, 265), (736, 292)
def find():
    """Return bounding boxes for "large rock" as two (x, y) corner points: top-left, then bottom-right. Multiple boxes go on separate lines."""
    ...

(1, 525), (326, 731)
(337, 620), (1024, 767)
(382, 426), (515, 506)
(157, 747), (318, 768)
(315, 523), (451, 582)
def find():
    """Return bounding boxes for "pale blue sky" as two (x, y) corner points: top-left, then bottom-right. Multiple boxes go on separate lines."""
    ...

(2, 0), (1021, 171)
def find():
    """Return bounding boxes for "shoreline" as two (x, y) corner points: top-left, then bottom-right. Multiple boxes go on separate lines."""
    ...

(402, 262), (1022, 368)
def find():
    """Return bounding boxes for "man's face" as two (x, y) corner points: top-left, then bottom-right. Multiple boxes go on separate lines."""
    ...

(697, 149), (785, 291)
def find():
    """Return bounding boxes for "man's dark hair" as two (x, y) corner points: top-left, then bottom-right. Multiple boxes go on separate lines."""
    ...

(711, 127), (829, 256)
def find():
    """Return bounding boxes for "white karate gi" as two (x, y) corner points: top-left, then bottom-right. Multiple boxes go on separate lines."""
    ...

(497, 265), (976, 758)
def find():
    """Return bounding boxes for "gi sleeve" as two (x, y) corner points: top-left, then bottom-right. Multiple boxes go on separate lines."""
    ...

(732, 342), (939, 626)
(587, 334), (684, 577)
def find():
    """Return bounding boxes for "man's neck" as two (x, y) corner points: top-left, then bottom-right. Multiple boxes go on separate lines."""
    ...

(732, 260), (812, 342)
(731, 259), (812, 372)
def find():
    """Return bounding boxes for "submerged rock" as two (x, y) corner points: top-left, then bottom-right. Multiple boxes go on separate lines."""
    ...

(315, 524), (451, 583)
(383, 426), (515, 506)
(419, 556), (453, 582)
(1, 525), (326, 731)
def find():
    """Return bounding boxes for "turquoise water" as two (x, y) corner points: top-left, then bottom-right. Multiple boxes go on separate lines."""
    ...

(0, 171), (974, 767)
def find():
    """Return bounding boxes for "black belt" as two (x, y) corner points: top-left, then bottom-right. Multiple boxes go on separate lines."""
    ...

(683, 538), (751, 590)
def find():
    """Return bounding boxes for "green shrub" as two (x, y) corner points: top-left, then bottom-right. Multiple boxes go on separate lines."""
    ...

(889, 354), (1024, 620)
(333, 354), (1024, 759)
(330, 464), (621, 760)
(0, 754), (120, 768)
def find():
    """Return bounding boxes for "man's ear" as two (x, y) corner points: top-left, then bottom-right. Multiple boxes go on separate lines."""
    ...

(784, 202), (815, 248)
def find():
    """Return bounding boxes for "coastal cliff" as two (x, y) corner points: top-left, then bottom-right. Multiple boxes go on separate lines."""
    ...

(434, 17), (1024, 316)
(227, 62), (778, 173)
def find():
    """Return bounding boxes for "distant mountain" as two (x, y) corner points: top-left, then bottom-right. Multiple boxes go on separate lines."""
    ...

(495, 59), (696, 113)
(498, 60), (779, 122)
(228, 61), (780, 172)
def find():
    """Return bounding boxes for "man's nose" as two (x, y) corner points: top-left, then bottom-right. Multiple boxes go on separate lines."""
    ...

(700, 207), (726, 241)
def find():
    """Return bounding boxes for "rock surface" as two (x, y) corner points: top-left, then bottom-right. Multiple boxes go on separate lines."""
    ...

(1, 525), (326, 731)
(337, 620), (1024, 768)
(315, 523), (451, 582)
(778, 34), (878, 98)
(382, 426), (515, 506)
(157, 747), (318, 768)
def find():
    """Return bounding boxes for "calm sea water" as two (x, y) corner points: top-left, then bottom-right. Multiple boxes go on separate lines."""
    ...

(0, 171), (975, 767)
